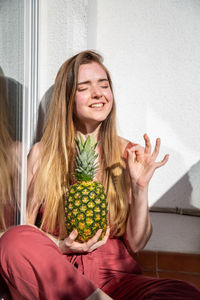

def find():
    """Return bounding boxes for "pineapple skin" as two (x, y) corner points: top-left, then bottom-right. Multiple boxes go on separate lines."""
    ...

(65, 181), (108, 242)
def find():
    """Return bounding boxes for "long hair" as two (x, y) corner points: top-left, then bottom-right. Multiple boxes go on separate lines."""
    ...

(0, 69), (15, 230)
(32, 50), (129, 238)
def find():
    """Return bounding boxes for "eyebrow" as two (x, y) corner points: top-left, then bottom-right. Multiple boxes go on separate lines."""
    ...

(77, 78), (109, 85)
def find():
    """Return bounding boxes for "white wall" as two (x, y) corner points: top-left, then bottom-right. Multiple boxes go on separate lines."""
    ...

(91, 0), (200, 212)
(0, 0), (24, 83)
(38, 0), (89, 101)
(37, 0), (200, 253)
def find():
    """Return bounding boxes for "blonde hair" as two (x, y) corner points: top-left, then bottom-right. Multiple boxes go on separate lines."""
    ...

(0, 70), (15, 230)
(32, 50), (129, 238)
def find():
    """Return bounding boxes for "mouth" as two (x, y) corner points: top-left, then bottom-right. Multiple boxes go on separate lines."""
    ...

(89, 103), (105, 108)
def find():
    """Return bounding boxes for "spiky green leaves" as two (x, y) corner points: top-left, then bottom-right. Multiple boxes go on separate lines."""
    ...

(74, 135), (98, 181)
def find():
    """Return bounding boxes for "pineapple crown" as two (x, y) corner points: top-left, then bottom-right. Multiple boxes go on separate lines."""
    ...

(74, 134), (98, 182)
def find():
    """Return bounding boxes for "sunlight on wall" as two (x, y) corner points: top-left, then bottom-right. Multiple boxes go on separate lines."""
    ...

(147, 107), (200, 208)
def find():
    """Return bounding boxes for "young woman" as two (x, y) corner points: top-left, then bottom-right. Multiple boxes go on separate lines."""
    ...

(0, 50), (199, 300)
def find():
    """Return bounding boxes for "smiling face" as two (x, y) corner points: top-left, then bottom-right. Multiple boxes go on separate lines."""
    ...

(74, 62), (113, 133)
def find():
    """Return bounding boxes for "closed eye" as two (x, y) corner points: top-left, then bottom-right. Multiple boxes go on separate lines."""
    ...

(77, 87), (88, 92)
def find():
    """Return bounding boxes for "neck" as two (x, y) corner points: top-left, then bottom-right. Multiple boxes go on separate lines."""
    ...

(76, 123), (102, 141)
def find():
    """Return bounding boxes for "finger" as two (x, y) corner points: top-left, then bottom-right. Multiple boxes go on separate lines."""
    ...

(85, 229), (103, 249)
(127, 145), (144, 162)
(65, 229), (78, 246)
(101, 227), (110, 242)
(128, 144), (143, 153)
(144, 134), (151, 154)
(89, 240), (103, 252)
(151, 138), (161, 160)
(89, 228), (110, 252)
(155, 154), (169, 168)
(127, 148), (136, 162)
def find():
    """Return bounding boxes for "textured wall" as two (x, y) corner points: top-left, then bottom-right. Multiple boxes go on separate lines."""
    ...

(38, 0), (88, 101)
(90, 0), (200, 212)
(0, 0), (23, 142)
(0, 0), (24, 83)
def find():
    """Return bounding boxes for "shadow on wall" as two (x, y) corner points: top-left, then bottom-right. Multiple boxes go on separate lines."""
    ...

(151, 160), (200, 217)
(6, 77), (23, 141)
(0, 67), (23, 142)
(36, 85), (53, 142)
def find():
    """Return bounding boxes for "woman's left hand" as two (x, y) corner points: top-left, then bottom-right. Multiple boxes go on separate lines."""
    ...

(127, 134), (169, 188)
(59, 227), (110, 254)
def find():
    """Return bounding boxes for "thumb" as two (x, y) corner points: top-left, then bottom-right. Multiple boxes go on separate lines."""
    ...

(67, 229), (78, 245)
(127, 148), (136, 162)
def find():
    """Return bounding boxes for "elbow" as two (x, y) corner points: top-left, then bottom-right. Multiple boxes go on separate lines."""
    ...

(130, 241), (147, 254)
(137, 222), (153, 252)
(126, 223), (153, 254)
(124, 236), (145, 254)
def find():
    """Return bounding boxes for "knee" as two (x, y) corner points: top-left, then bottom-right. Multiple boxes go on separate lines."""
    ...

(149, 278), (200, 299)
(0, 225), (41, 258)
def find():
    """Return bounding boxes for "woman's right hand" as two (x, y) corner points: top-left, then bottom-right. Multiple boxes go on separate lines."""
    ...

(59, 227), (110, 254)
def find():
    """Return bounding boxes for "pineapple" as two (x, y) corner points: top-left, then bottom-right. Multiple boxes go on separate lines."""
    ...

(64, 135), (108, 242)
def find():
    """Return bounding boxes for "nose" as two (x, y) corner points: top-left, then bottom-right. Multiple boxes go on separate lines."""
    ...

(91, 85), (102, 99)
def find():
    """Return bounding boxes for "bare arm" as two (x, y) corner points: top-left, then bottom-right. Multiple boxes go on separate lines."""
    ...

(123, 134), (169, 253)
(124, 185), (152, 253)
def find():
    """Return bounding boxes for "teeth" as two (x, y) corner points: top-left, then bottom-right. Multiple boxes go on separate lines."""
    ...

(91, 103), (104, 108)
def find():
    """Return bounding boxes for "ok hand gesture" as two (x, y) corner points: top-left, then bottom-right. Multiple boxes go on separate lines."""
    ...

(127, 134), (169, 188)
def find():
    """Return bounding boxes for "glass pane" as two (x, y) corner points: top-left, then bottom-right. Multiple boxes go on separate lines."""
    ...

(0, 0), (24, 232)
